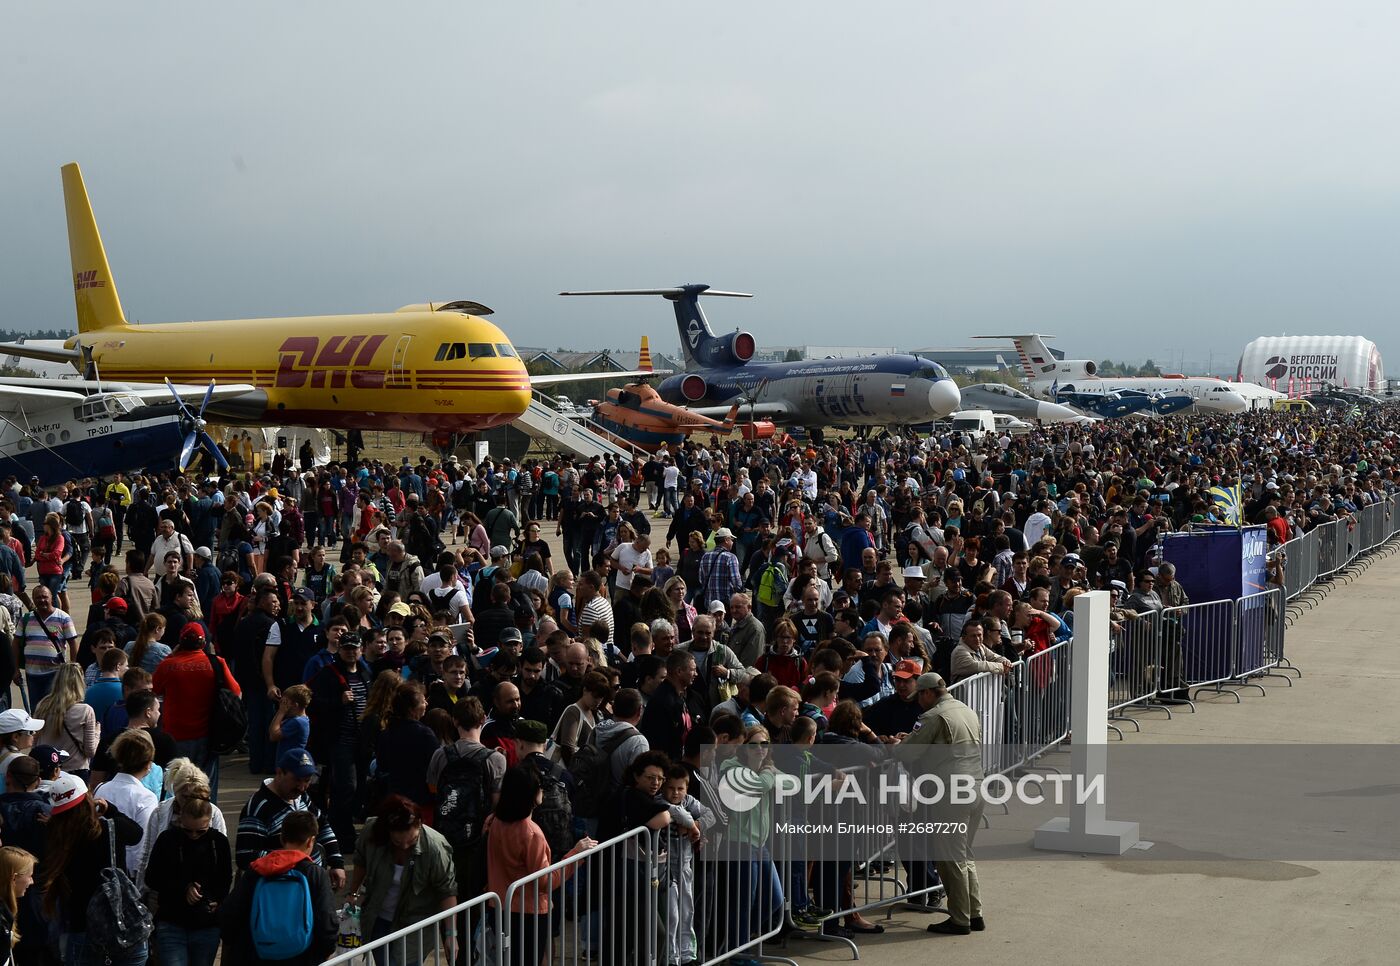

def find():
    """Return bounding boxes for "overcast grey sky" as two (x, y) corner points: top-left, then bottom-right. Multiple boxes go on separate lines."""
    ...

(4, 1), (1399, 374)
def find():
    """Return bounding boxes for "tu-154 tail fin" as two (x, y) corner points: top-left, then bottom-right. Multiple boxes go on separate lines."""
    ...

(560, 285), (754, 369)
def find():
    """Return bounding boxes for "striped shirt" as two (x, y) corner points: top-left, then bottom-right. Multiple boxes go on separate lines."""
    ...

(235, 779), (344, 871)
(20, 609), (77, 673)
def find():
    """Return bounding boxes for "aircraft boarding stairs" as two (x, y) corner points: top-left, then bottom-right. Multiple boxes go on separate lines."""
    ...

(515, 390), (646, 462)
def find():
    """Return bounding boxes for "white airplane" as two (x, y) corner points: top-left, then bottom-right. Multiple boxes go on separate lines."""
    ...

(0, 378), (254, 484)
(975, 334), (1250, 415)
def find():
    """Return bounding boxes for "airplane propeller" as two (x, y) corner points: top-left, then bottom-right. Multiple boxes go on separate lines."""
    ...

(165, 379), (230, 472)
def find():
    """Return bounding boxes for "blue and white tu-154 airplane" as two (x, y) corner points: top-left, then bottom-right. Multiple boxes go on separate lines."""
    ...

(559, 285), (961, 430)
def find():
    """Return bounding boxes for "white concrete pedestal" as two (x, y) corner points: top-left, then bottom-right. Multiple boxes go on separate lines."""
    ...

(1034, 590), (1141, 855)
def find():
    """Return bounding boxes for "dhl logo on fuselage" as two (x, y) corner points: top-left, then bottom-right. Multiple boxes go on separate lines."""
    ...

(74, 269), (106, 290)
(276, 334), (396, 389)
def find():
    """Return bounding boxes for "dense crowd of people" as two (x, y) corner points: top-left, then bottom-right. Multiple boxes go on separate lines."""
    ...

(0, 402), (1395, 964)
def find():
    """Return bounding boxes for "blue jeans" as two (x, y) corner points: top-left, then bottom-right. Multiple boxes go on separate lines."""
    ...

(728, 848), (783, 950)
(156, 922), (220, 966)
(63, 932), (148, 966)
(24, 670), (56, 709)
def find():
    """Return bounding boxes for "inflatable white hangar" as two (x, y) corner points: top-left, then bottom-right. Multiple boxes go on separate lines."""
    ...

(1237, 336), (1384, 391)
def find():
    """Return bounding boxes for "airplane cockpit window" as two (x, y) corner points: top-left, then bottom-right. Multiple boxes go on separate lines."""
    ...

(495, 344), (519, 358)
(434, 342), (468, 362)
(910, 366), (944, 381)
(468, 343), (497, 359)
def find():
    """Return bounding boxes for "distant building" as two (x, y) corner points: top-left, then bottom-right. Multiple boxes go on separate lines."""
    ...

(520, 346), (682, 373)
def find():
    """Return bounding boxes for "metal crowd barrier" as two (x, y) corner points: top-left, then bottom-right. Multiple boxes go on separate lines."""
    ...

(1236, 586), (1289, 686)
(1108, 610), (1163, 727)
(948, 664), (1023, 777)
(1174, 598), (1239, 696)
(1019, 639), (1072, 766)
(322, 889), (501, 966)
(502, 825), (656, 966)
(766, 759), (937, 956)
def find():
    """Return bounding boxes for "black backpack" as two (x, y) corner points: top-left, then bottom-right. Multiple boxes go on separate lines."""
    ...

(86, 818), (153, 956)
(217, 543), (241, 575)
(205, 650), (248, 755)
(435, 744), (496, 848)
(526, 754), (575, 860)
(65, 499), (86, 529)
(570, 724), (637, 819)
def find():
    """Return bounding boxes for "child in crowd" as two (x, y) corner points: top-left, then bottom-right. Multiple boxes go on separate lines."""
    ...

(269, 684), (312, 761)
(99, 667), (153, 740)
(82, 628), (119, 688)
(84, 647), (128, 722)
(657, 764), (716, 966)
(220, 810), (338, 965)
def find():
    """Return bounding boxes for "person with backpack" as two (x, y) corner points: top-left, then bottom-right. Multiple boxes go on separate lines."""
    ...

(427, 698), (505, 901)
(220, 810), (338, 966)
(570, 688), (649, 832)
(63, 495), (93, 587)
(39, 772), (150, 966)
(92, 499), (119, 572)
(346, 794), (458, 965)
(513, 719), (575, 861)
(143, 795), (231, 966)
(752, 541), (790, 629)
(484, 766), (597, 966)
(154, 623), (241, 803)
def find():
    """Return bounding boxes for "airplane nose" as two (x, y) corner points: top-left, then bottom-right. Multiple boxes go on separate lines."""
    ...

(1037, 400), (1081, 423)
(928, 379), (960, 417)
(1225, 392), (1248, 413)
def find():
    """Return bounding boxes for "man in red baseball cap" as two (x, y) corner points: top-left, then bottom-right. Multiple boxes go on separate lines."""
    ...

(863, 658), (925, 741)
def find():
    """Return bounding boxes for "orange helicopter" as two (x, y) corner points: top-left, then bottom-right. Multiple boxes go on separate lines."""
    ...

(589, 338), (775, 452)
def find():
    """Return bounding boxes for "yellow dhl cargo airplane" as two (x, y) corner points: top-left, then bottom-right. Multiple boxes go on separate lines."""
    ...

(0, 164), (652, 432)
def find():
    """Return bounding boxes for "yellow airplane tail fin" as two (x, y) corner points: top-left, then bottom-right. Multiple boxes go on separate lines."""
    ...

(638, 335), (653, 372)
(61, 163), (128, 332)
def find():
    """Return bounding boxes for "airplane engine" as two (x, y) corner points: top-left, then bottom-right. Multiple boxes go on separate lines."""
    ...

(717, 331), (756, 365)
(1063, 360), (1097, 378)
(681, 374), (709, 401)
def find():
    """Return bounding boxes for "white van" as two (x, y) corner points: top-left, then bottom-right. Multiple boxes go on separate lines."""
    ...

(993, 413), (1032, 436)
(950, 410), (997, 438)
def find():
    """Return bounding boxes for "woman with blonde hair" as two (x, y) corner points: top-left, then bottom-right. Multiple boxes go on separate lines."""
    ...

(0, 846), (36, 966)
(136, 758), (228, 887)
(662, 576), (697, 644)
(35, 664), (98, 779)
